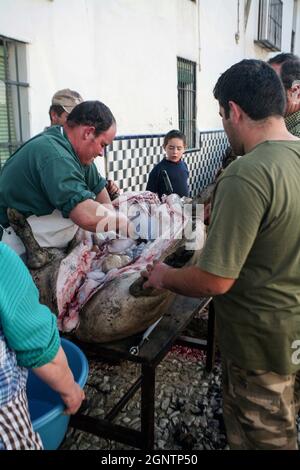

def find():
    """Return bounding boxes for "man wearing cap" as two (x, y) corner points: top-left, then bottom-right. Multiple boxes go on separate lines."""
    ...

(49, 88), (83, 126)
(0, 101), (128, 255)
(48, 89), (119, 198)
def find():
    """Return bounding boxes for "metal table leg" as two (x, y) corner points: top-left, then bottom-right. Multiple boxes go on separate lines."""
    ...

(141, 364), (155, 450)
(206, 300), (216, 372)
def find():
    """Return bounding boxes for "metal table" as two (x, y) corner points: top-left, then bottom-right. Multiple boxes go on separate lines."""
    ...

(69, 295), (215, 450)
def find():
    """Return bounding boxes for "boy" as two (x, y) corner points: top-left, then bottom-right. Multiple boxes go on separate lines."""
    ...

(146, 130), (189, 199)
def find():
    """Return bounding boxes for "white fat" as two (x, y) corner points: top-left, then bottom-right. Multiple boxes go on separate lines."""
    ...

(108, 238), (136, 254)
(86, 270), (106, 282)
(95, 231), (117, 243)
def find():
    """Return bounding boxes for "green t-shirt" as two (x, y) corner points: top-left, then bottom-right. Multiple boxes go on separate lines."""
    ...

(0, 126), (107, 227)
(198, 140), (300, 374)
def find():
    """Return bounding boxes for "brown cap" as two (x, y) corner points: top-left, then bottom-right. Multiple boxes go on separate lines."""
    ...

(51, 88), (83, 113)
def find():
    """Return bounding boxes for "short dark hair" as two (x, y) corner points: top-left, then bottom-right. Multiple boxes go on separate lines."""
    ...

(163, 129), (186, 147)
(49, 104), (65, 120)
(213, 59), (286, 120)
(268, 52), (299, 65)
(67, 101), (116, 136)
(280, 59), (300, 90)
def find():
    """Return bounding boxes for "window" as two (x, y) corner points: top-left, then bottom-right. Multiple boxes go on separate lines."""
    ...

(177, 57), (196, 149)
(0, 36), (29, 169)
(291, 0), (298, 53)
(256, 0), (283, 51)
(244, 0), (252, 30)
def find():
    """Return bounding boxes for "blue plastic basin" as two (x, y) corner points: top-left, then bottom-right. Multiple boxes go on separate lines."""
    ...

(27, 338), (89, 450)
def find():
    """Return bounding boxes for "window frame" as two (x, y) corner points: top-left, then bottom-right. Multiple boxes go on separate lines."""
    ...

(291, 0), (298, 53)
(255, 0), (283, 51)
(0, 35), (29, 168)
(177, 57), (197, 150)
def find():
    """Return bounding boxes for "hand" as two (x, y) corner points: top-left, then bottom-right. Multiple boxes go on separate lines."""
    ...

(61, 382), (85, 415)
(141, 261), (172, 290)
(106, 180), (120, 198)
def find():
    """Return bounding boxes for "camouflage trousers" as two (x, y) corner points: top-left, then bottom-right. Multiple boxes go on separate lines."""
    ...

(222, 358), (300, 450)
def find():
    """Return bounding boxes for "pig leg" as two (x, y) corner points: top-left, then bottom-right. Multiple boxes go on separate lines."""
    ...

(129, 245), (195, 298)
(7, 208), (54, 269)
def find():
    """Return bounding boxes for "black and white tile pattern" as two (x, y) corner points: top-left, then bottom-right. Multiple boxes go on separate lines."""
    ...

(105, 131), (228, 197)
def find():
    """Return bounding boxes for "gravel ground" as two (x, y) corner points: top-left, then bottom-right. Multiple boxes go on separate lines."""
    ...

(61, 314), (300, 451)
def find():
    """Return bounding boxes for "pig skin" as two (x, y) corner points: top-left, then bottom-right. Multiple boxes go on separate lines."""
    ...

(7, 193), (203, 343)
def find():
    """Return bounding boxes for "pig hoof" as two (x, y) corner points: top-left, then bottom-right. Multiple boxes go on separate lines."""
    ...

(7, 208), (27, 227)
(129, 277), (158, 298)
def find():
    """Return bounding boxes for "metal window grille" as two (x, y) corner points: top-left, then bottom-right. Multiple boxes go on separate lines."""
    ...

(291, 0), (298, 53)
(177, 57), (196, 149)
(244, 0), (252, 30)
(291, 30), (296, 53)
(256, 0), (283, 51)
(0, 36), (29, 169)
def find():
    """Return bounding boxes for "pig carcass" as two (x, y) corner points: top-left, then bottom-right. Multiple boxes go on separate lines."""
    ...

(7, 192), (204, 343)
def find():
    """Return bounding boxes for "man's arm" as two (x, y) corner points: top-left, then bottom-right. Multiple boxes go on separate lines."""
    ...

(33, 346), (85, 415)
(142, 262), (235, 297)
(106, 180), (120, 199)
(95, 186), (114, 206)
(69, 197), (129, 235)
(0, 244), (85, 415)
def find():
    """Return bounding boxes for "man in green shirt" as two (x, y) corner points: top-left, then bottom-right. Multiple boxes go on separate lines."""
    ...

(0, 100), (128, 255)
(48, 89), (119, 198)
(143, 60), (300, 449)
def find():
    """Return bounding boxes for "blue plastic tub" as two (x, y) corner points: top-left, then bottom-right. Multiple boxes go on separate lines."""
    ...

(27, 338), (89, 450)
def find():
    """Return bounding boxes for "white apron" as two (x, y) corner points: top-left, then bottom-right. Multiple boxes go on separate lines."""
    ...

(2, 209), (78, 255)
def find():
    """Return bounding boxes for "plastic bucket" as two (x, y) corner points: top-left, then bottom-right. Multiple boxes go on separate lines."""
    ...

(27, 338), (89, 450)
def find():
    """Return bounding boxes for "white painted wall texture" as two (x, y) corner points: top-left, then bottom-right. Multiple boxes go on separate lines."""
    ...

(0, 0), (299, 137)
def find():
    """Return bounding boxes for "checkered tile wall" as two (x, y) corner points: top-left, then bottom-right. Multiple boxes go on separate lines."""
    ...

(186, 131), (229, 196)
(105, 131), (228, 197)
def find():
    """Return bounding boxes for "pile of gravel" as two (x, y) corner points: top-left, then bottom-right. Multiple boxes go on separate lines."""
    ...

(61, 341), (226, 451)
(61, 319), (300, 450)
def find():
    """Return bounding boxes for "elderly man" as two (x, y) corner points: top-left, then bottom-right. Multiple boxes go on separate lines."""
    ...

(268, 52), (298, 74)
(0, 100), (127, 255)
(268, 53), (300, 137)
(143, 60), (300, 450)
(278, 60), (300, 137)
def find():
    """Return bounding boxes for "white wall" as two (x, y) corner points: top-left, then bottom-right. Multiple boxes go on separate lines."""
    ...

(92, 0), (198, 135)
(0, 0), (299, 138)
(198, 0), (246, 130)
(0, 0), (198, 136)
(199, 0), (298, 130)
(0, 0), (99, 135)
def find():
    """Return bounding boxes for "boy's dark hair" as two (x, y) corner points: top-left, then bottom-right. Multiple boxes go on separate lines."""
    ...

(213, 59), (286, 120)
(268, 52), (299, 65)
(67, 101), (116, 136)
(280, 59), (300, 90)
(48, 104), (65, 120)
(163, 129), (186, 147)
